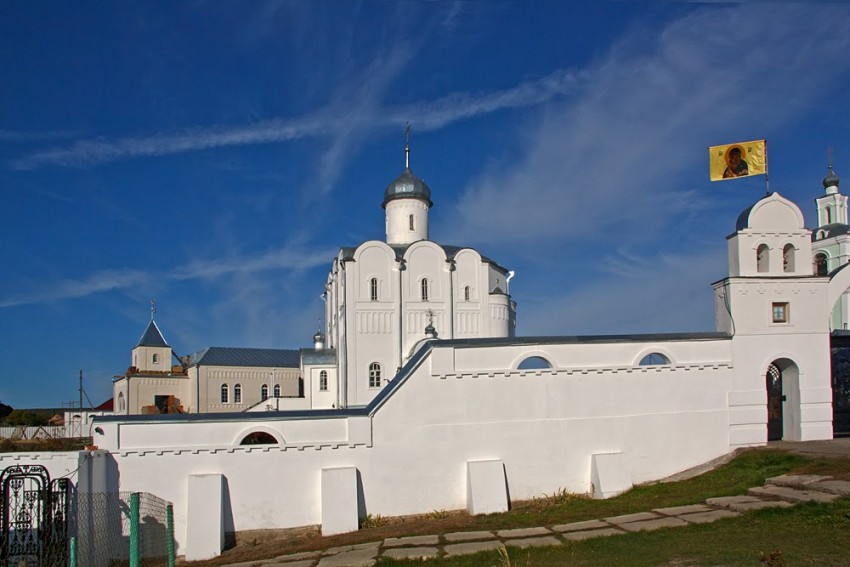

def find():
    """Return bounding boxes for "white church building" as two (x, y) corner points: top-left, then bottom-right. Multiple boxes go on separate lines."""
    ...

(77, 153), (850, 561)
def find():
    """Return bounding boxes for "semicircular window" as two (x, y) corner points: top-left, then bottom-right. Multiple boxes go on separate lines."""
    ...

(517, 356), (552, 370)
(639, 353), (671, 366)
(240, 432), (279, 445)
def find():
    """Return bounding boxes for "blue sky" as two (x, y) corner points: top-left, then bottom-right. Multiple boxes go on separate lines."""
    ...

(2, 2), (850, 409)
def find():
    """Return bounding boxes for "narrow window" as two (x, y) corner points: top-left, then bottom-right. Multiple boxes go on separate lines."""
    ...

(152, 353), (159, 364)
(639, 353), (671, 366)
(783, 244), (795, 273)
(117, 392), (125, 412)
(421, 278), (429, 301)
(261, 384), (269, 401)
(234, 383), (242, 404)
(369, 362), (382, 388)
(757, 244), (769, 273)
(370, 277), (378, 301)
(221, 384), (229, 403)
(409, 214), (415, 231)
(772, 302), (789, 323)
(815, 253), (828, 276)
(273, 384), (281, 398)
(827, 206), (833, 224)
(464, 285), (470, 301)
(319, 370), (328, 391)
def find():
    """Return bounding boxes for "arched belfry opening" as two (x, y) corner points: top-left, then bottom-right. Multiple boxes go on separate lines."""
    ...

(765, 358), (801, 441)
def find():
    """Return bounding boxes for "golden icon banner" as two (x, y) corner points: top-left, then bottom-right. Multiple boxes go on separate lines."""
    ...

(709, 140), (766, 181)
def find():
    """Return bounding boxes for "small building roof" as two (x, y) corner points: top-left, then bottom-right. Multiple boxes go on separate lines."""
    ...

(136, 320), (169, 348)
(189, 347), (300, 368)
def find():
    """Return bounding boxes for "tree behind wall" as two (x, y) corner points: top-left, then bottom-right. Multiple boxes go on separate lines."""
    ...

(0, 402), (11, 421)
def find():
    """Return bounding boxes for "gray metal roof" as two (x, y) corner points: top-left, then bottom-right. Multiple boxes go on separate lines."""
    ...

(300, 348), (337, 365)
(382, 167), (432, 208)
(190, 347), (300, 368)
(812, 223), (850, 241)
(136, 320), (169, 348)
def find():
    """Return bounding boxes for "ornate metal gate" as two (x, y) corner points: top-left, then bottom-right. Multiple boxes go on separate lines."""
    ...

(0, 465), (70, 567)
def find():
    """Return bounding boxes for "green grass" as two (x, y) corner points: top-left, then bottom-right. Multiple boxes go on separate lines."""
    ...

(377, 499), (850, 566)
(464, 450), (813, 531)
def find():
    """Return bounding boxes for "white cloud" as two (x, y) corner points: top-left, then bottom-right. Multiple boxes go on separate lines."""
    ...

(438, 4), (850, 248)
(0, 244), (334, 308)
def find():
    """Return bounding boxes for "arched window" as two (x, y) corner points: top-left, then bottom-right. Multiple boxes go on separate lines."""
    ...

(261, 384), (269, 401)
(370, 277), (378, 301)
(409, 214), (415, 231)
(234, 383), (242, 404)
(517, 356), (552, 370)
(827, 206), (833, 224)
(240, 432), (278, 445)
(757, 244), (769, 273)
(221, 384), (229, 403)
(421, 278), (429, 301)
(319, 370), (328, 391)
(639, 353), (671, 366)
(117, 392), (125, 412)
(464, 285), (470, 301)
(815, 253), (828, 276)
(369, 362), (382, 388)
(783, 244), (795, 273)
(152, 353), (159, 364)
(273, 384), (281, 398)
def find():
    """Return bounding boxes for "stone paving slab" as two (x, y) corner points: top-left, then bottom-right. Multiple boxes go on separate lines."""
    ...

(766, 474), (832, 488)
(264, 561), (317, 567)
(619, 517), (688, 532)
(323, 542), (381, 556)
(444, 540), (503, 556)
(728, 499), (793, 512)
(748, 485), (839, 503)
(552, 519), (610, 533)
(561, 528), (622, 541)
(705, 495), (763, 508)
(503, 536), (561, 549)
(811, 479), (850, 496)
(317, 548), (377, 567)
(679, 509), (740, 524)
(273, 551), (321, 562)
(383, 534), (440, 547)
(444, 530), (495, 542)
(604, 511), (660, 525)
(220, 561), (266, 567)
(653, 504), (712, 516)
(496, 527), (552, 538)
(381, 547), (440, 560)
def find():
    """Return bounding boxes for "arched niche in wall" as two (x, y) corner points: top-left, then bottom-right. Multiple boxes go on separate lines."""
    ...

(634, 349), (674, 366)
(232, 426), (284, 447)
(511, 351), (554, 371)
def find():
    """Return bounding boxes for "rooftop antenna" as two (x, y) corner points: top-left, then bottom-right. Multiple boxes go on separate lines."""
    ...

(405, 122), (411, 169)
(150, 298), (156, 321)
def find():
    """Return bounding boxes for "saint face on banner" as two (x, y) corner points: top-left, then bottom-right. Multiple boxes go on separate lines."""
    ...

(709, 140), (766, 181)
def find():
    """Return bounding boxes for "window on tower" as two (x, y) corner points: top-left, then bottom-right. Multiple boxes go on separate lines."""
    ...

(421, 278), (429, 301)
(319, 370), (328, 391)
(369, 362), (382, 388)
(783, 244), (795, 273)
(152, 353), (159, 364)
(815, 253), (828, 276)
(757, 244), (769, 273)
(370, 277), (378, 301)
(464, 285), (470, 301)
(409, 214), (415, 231)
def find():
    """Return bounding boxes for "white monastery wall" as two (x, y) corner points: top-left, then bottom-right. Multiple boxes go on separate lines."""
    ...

(95, 335), (739, 553)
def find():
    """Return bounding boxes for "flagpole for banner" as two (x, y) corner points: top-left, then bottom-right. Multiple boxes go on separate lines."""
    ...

(764, 139), (770, 196)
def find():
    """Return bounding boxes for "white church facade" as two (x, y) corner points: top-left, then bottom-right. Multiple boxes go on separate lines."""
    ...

(75, 154), (850, 561)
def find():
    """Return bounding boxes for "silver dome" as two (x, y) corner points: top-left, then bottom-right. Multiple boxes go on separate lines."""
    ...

(823, 165), (840, 188)
(382, 167), (432, 208)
